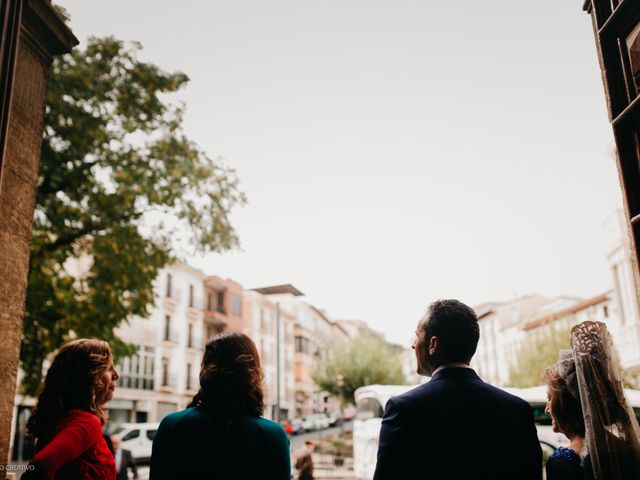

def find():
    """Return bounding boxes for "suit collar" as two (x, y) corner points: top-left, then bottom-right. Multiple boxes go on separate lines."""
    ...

(430, 367), (482, 382)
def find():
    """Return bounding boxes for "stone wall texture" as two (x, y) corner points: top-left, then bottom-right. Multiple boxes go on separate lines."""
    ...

(0, 30), (50, 472)
(0, 1), (76, 473)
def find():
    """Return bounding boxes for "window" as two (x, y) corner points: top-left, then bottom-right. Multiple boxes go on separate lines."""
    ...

(121, 430), (140, 442)
(189, 284), (194, 308)
(188, 323), (193, 348)
(295, 336), (310, 354)
(217, 291), (225, 313)
(186, 363), (192, 391)
(230, 293), (242, 316)
(166, 273), (173, 298)
(356, 398), (384, 420)
(207, 292), (213, 311)
(116, 346), (155, 391)
(146, 429), (157, 441)
(164, 315), (171, 341)
(603, 305), (609, 318)
(162, 358), (169, 387)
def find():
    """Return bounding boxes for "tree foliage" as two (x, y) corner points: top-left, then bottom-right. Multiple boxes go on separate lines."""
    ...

(508, 323), (639, 389)
(312, 335), (406, 405)
(21, 37), (245, 395)
(508, 326), (572, 388)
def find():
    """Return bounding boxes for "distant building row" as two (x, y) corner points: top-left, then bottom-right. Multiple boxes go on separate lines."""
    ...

(472, 209), (640, 386)
(75, 264), (380, 429)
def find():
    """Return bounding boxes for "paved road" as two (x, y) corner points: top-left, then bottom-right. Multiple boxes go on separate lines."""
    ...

(290, 421), (353, 451)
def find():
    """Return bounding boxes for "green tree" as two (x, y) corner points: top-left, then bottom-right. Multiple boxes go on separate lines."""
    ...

(312, 335), (406, 405)
(508, 325), (572, 388)
(21, 36), (245, 395)
(509, 323), (640, 389)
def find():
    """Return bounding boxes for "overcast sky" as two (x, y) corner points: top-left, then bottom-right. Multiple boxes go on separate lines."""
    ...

(57, 0), (622, 345)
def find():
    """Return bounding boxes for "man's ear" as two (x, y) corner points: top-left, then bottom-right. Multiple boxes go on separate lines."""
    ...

(428, 335), (439, 355)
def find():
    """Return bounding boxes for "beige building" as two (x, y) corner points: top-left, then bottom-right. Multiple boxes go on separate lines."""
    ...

(472, 295), (561, 386)
(604, 209), (640, 373)
(109, 262), (209, 426)
(251, 285), (349, 417)
(90, 265), (248, 428)
(243, 289), (296, 420)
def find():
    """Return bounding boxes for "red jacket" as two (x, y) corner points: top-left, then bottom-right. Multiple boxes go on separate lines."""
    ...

(29, 409), (115, 480)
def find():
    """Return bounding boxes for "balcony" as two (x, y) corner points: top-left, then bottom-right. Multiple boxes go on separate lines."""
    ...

(203, 308), (228, 326)
(186, 336), (205, 351)
(159, 373), (178, 392)
(187, 297), (204, 319)
(163, 288), (182, 311)
(185, 375), (200, 394)
(162, 328), (180, 344)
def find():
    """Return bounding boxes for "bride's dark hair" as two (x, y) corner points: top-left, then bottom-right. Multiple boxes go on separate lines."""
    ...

(188, 332), (264, 427)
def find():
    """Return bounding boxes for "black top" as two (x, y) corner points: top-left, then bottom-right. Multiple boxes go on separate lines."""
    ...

(373, 368), (543, 480)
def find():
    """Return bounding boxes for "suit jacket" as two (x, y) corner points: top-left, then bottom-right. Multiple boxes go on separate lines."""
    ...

(373, 368), (542, 480)
(115, 448), (138, 480)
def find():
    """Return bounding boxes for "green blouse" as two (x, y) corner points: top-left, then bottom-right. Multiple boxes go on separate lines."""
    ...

(150, 407), (290, 480)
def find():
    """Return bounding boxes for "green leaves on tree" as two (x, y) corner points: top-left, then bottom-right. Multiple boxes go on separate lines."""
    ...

(312, 335), (406, 405)
(21, 36), (246, 396)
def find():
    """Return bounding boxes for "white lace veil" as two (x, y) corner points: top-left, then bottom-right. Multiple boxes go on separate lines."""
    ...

(569, 321), (640, 479)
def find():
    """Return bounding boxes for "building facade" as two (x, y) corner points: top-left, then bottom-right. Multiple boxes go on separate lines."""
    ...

(109, 262), (209, 426)
(472, 295), (556, 386)
(109, 266), (255, 428)
(605, 209), (640, 373)
(243, 289), (296, 420)
(250, 285), (349, 417)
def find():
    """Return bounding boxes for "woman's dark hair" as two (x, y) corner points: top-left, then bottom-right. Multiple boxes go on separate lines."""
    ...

(543, 364), (586, 439)
(188, 332), (264, 426)
(27, 338), (113, 437)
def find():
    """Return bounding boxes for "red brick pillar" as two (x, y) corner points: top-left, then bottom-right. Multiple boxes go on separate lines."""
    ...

(0, 0), (76, 472)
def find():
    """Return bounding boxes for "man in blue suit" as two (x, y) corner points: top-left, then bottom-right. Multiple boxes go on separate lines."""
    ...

(373, 299), (542, 480)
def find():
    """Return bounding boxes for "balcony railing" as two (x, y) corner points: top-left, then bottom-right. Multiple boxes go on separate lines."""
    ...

(162, 328), (180, 343)
(165, 288), (182, 301)
(160, 373), (178, 389)
(185, 375), (200, 392)
(117, 375), (155, 391)
(187, 336), (205, 350)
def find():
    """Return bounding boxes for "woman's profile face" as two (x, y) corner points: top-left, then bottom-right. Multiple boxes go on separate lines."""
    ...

(96, 362), (119, 406)
(545, 387), (559, 433)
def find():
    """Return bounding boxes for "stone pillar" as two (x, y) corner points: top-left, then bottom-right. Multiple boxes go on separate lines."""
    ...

(0, 0), (76, 473)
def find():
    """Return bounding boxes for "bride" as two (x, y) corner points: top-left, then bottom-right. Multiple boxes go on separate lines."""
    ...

(543, 321), (640, 479)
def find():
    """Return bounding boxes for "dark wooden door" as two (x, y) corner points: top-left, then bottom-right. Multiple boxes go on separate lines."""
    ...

(585, 0), (640, 276)
(0, 0), (23, 182)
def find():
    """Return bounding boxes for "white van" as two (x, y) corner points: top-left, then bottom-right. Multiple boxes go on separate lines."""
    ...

(111, 422), (160, 463)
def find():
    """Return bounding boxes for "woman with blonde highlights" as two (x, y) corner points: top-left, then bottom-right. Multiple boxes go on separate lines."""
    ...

(24, 339), (119, 480)
(150, 331), (290, 479)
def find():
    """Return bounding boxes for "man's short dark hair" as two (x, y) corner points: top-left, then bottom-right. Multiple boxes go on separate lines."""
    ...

(421, 299), (480, 363)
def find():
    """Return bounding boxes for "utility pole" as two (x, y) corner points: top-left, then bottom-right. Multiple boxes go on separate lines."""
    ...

(275, 302), (281, 423)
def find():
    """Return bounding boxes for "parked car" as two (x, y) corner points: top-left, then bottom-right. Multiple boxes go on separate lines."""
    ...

(301, 416), (316, 432)
(327, 412), (342, 427)
(290, 418), (304, 435)
(279, 420), (294, 435)
(110, 422), (159, 463)
(307, 413), (330, 430)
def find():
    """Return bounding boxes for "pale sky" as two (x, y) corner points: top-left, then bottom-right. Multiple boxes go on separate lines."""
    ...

(57, 0), (622, 345)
